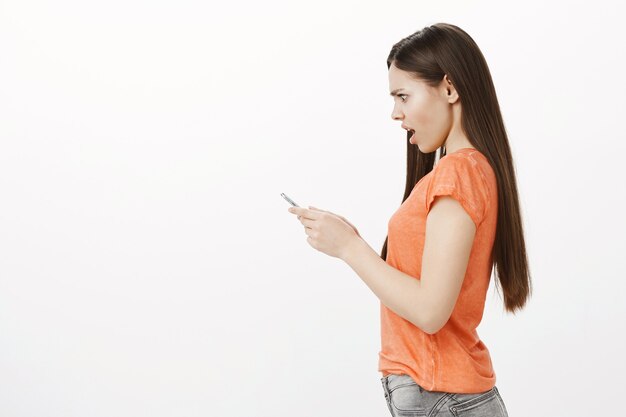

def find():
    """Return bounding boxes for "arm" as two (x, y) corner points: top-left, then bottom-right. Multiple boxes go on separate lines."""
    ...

(341, 195), (476, 334)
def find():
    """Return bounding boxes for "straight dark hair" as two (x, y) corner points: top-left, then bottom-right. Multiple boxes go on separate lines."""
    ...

(382, 23), (532, 314)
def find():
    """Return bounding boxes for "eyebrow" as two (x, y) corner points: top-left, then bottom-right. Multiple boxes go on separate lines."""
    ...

(389, 88), (407, 96)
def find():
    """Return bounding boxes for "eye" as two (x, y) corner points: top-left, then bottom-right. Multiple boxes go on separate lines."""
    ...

(398, 94), (407, 102)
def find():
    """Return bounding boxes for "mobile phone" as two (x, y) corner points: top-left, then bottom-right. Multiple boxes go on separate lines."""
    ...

(281, 193), (300, 207)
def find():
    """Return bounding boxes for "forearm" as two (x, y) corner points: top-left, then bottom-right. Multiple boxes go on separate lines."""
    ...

(341, 237), (432, 333)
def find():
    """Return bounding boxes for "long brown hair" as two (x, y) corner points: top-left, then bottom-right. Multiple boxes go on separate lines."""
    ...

(382, 23), (532, 314)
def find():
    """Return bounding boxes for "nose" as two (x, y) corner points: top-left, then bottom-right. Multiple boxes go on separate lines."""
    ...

(391, 106), (403, 121)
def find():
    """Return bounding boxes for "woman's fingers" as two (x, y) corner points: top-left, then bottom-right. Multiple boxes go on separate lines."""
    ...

(309, 206), (360, 238)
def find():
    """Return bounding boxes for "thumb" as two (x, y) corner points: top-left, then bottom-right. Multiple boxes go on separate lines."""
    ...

(309, 205), (331, 214)
(310, 205), (338, 217)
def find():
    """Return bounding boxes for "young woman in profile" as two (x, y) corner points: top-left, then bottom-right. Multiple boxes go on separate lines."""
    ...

(287, 22), (531, 417)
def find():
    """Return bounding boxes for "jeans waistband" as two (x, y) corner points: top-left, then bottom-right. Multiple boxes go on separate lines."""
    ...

(381, 373), (422, 393)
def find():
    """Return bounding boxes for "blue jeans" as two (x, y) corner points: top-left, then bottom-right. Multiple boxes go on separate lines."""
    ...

(381, 374), (509, 417)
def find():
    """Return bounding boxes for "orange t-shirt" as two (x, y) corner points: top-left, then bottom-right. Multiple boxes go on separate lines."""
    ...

(378, 147), (499, 394)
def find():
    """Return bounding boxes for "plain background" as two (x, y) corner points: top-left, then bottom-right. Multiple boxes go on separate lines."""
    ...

(1, 1), (625, 416)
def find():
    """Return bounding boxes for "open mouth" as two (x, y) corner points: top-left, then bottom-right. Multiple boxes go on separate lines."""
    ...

(405, 128), (416, 140)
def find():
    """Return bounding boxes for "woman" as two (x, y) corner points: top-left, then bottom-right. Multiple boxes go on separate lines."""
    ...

(287, 22), (531, 417)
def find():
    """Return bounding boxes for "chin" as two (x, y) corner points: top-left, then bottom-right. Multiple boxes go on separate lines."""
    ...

(415, 142), (433, 153)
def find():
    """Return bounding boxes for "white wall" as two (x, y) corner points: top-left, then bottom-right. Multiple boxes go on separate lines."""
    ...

(1, 1), (624, 416)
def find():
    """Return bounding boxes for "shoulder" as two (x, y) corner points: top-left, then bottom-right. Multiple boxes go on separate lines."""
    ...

(432, 151), (484, 183)
(435, 150), (494, 191)
(426, 150), (495, 228)
(466, 150), (498, 199)
(436, 150), (482, 169)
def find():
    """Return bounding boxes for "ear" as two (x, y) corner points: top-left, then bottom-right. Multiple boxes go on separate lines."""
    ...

(442, 74), (459, 104)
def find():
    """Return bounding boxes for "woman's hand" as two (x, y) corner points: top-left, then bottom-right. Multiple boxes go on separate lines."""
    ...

(308, 205), (361, 238)
(287, 205), (361, 259)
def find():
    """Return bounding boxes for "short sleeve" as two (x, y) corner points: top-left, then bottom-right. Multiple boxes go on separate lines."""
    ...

(425, 154), (489, 228)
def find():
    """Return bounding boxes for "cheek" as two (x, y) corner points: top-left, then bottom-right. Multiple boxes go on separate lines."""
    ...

(411, 97), (449, 135)
(408, 98), (434, 132)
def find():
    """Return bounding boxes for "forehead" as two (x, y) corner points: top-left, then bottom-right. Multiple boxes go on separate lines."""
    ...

(388, 64), (424, 91)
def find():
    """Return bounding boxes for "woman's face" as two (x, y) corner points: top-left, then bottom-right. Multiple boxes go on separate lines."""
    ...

(388, 63), (455, 153)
